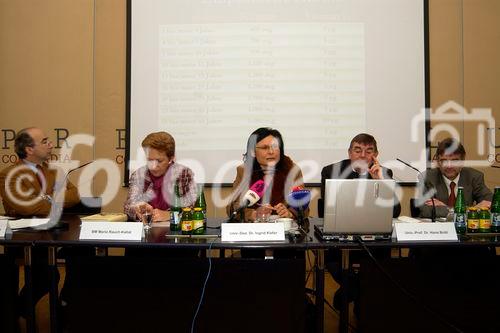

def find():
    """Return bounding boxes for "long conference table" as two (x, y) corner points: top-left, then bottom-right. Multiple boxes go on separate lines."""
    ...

(1, 216), (499, 333)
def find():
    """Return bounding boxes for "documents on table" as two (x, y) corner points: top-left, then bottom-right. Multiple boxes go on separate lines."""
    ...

(8, 218), (51, 229)
(0, 220), (8, 238)
(81, 213), (128, 222)
(396, 216), (422, 223)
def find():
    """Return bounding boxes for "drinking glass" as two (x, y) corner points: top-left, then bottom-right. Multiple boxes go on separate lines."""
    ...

(141, 208), (153, 231)
(446, 208), (455, 222)
(255, 206), (272, 223)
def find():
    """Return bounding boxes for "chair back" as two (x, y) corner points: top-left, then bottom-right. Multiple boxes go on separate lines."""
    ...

(64, 197), (102, 215)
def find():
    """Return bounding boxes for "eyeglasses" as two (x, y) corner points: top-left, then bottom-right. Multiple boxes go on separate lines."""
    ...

(438, 159), (462, 166)
(33, 138), (52, 147)
(255, 144), (280, 152)
(351, 147), (375, 155)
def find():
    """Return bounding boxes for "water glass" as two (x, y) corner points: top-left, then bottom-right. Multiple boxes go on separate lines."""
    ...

(446, 208), (455, 222)
(255, 206), (272, 223)
(142, 213), (153, 231)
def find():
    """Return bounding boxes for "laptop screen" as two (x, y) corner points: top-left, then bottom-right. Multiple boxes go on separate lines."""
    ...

(323, 179), (395, 234)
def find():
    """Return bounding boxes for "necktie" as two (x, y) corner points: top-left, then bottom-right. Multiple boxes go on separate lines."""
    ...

(36, 165), (47, 191)
(448, 181), (456, 207)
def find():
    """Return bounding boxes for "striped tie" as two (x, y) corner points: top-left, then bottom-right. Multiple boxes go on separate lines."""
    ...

(447, 181), (456, 207)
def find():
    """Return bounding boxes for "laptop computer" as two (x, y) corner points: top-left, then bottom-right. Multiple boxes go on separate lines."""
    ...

(315, 179), (395, 241)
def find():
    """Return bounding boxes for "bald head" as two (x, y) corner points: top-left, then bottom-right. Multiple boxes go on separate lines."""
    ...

(15, 127), (53, 164)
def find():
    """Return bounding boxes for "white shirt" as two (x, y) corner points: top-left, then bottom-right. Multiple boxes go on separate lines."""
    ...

(23, 159), (38, 173)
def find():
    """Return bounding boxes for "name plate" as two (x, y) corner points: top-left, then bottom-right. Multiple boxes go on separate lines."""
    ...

(0, 220), (7, 238)
(394, 222), (458, 241)
(80, 222), (143, 241)
(221, 223), (285, 242)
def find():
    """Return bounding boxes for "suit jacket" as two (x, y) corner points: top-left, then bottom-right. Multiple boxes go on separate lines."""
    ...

(418, 167), (492, 218)
(320, 159), (400, 217)
(0, 161), (80, 217)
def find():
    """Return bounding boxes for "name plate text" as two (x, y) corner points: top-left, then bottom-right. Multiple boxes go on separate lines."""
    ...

(394, 222), (458, 241)
(221, 223), (285, 242)
(80, 222), (143, 241)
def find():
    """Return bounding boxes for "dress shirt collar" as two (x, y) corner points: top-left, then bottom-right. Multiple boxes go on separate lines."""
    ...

(351, 167), (368, 177)
(442, 173), (460, 196)
(23, 159), (38, 173)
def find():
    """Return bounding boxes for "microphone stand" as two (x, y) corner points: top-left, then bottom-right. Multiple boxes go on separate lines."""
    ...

(396, 158), (436, 222)
(34, 161), (95, 230)
(296, 207), (305, 227)
(426, 181), (437, 223)
(228, 201), (249, 223)
(228, 206), (239, 223)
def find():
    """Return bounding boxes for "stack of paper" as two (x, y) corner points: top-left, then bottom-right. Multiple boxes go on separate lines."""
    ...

(9, 218), (50, 229)
(81, 213), (128, 222)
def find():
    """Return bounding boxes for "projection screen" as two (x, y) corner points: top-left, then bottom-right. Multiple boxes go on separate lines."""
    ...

(127, 0), (429, 184)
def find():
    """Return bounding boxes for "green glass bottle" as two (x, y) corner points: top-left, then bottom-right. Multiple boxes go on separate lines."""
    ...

(491, 186), (500, 233)
(194, 184), (207, 230)
(170, 183), (182, 231)
(453, 186), (466, 234)
(192, 207), (204, 235)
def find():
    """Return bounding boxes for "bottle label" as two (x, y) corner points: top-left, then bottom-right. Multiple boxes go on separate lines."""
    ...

(193, 219), (204, 231)
(467, 219), (479, 230)
(171, 211), (181, 225)
(181, 220), (193, 232)
(454, 213), (466, 225)
(479, 219), (491, 230)
(492, 213), (500, 226)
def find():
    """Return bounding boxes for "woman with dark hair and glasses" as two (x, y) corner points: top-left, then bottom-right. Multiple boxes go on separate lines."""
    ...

(226, 127), (307, 221)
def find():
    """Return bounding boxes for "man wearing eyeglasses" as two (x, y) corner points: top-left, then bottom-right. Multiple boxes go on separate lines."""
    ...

(320, 133), (399, 315)
(418, 137), (492, 218)
(320, 132), (396, 201)
(0, 127), (80, 324)
(0, 127), (80, 216)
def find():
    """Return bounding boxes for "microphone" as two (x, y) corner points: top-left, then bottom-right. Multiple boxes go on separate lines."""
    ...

(287, 186), (311, 211)
(68, 161), (94, 174)
(240, 180), (266, 209)
(53, 161), (94, 193)
(229, 180), (266, 222)
(396, 158), (436, 222)
(286, 186), (311, 227)
(396, 158), (421, 175)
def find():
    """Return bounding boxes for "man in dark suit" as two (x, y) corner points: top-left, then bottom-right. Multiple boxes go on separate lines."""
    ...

(418, 138), (492, 218)
(320, 132), (400, 216)
(319, 133), (399, 314)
